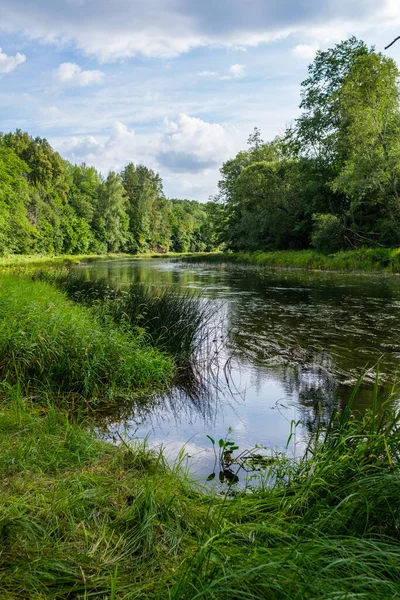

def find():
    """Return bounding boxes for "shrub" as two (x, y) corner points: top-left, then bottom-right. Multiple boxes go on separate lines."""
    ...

(311, 213), (345, 253)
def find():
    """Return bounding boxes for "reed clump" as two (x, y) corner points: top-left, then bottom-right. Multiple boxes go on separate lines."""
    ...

(0, 275), (173, 404)
(38, 270), (214, 358)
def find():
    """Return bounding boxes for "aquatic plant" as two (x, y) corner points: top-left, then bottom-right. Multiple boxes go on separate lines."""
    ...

(38, 270), (216, 358)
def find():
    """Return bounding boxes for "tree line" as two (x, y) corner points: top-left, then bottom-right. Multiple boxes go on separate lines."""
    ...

(216, 37), (400, 253)
(0, 130), (218, 255)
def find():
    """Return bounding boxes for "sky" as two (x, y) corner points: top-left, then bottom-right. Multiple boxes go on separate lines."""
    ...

(2, 1), (400, 200)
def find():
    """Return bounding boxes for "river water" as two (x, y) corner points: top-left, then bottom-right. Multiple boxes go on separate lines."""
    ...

(80, 257), (400, 482)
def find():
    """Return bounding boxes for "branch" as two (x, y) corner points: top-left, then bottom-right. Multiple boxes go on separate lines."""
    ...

(385, 36), (400, 50)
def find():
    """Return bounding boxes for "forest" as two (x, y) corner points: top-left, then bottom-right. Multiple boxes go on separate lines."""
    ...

(2, 38), (400, 258)
(216, 37), (400, 253)
(0, 131), (218, 255)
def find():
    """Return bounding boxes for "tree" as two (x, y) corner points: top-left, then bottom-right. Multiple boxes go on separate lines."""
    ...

(121, 163), (167, 251)
(228, 160), (312, 251)
(94, 172), (129, 252)
(0, 145), (37, 253)
(332, 52), (400, 246)
(295, 37), (371, 165)
(66, 162), (102, 224)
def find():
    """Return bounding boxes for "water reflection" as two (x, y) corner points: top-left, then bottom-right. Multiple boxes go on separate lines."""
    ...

(80, 258), (400, 480)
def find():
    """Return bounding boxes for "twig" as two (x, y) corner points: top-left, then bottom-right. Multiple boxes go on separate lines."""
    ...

(385, 36), (400, 50)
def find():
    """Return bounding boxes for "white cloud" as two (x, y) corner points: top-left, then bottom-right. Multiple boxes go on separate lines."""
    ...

(0, 0), (385, 61)
(0, 48), (26, 73)
(291, 44), (319, 59)
(197, 70), (218, 77)
(157, 113), (234, 172)
(59, 121), (137, 172)
(198, 65), (246, 80)
(54, 62), (104, 86)
(219, 64), (246, 80)
(40, 105), (61, 121)
(229, 64), (246, 78)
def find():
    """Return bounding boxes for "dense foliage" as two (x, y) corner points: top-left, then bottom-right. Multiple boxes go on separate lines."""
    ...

(217, 37), (400, 252)
(0, 131), (218, 255)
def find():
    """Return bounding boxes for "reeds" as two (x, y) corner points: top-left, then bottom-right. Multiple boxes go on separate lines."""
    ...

(39, 270), (215, 358)
(0, 275), (173, 404)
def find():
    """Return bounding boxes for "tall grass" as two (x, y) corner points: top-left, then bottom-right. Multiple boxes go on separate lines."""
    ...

(38, 270), (215, 358)
(185, 247), (400, 273)
(2, 382), (400, 598)
(0, 275), (173, 405)
(171, 386), (400, 599)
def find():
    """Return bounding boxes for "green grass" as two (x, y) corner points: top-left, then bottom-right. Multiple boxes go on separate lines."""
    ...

(3, 263), (400, 598)
(185, 248), (400, 273)
(35, 270), (215, 359)
(0, 251), (201, 272)
(1, 383), (400, 598)
(0, 275), (173, 406)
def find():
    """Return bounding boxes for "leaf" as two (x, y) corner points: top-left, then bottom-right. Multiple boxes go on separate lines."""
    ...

(218, 439), (225, 448)
(207, 473), (216, 481)
(224, 469), (239, 484)
(219, 471), (225, 483)
(206, 435), (215, 445)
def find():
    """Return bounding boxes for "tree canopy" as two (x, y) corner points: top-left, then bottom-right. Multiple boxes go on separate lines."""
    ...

(0, 131), (219, 255)
(216, 38), (400, 253)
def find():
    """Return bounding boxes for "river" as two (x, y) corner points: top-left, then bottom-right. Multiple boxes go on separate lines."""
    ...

(79, 257), (400, 482)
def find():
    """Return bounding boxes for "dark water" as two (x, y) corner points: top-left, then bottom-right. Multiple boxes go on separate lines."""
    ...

(79, 258), (400, 482)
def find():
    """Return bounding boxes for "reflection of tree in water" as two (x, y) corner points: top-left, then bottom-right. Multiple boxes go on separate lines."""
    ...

(96, 358), (241, 440)
(85, 259), (400, 440)
(224, 265), (400, 421)
(278, 362), (340, 433)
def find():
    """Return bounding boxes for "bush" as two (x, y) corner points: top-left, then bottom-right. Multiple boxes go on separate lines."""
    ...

(311, 213), (345, 253)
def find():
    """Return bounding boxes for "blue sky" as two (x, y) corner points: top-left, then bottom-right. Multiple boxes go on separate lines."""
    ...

(1, 0), (400, 200)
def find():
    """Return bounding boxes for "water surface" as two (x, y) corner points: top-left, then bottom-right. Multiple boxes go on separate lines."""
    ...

(79, 258), (400, 481)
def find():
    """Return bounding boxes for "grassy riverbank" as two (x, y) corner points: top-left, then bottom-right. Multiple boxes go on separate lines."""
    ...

(1, 381), (400, 598)
(186, 248), (400, 273)
(0, 251), (198, 272)
(35, 270), (214, 359)
(0, 275), (173, 407)
(2, 268), (400, 598)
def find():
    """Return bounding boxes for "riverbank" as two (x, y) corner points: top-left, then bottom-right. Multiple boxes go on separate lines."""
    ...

(2, 266), (400, 598)
(0, 251), (199, 271)
(2, 380), (400, 598)
(185, 248), (400, 273)
(0, 274), (174, 407)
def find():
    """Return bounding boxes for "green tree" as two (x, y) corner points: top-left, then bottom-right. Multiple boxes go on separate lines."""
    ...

(121, 163), (166, 251)
(332, 52), (400, 245)
(94, 172), (129, 252)
(295, 37), (371, 165)
(0, 145), (37, 253)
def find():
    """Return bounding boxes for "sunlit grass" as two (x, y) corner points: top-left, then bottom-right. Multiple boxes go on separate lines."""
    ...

(1, 382), (400, 598)
(0, 274), (173, 405)
(185, 247), (400, 273)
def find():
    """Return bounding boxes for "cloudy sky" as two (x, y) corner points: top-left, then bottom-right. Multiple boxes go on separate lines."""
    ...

(1, 0), (400, 200)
